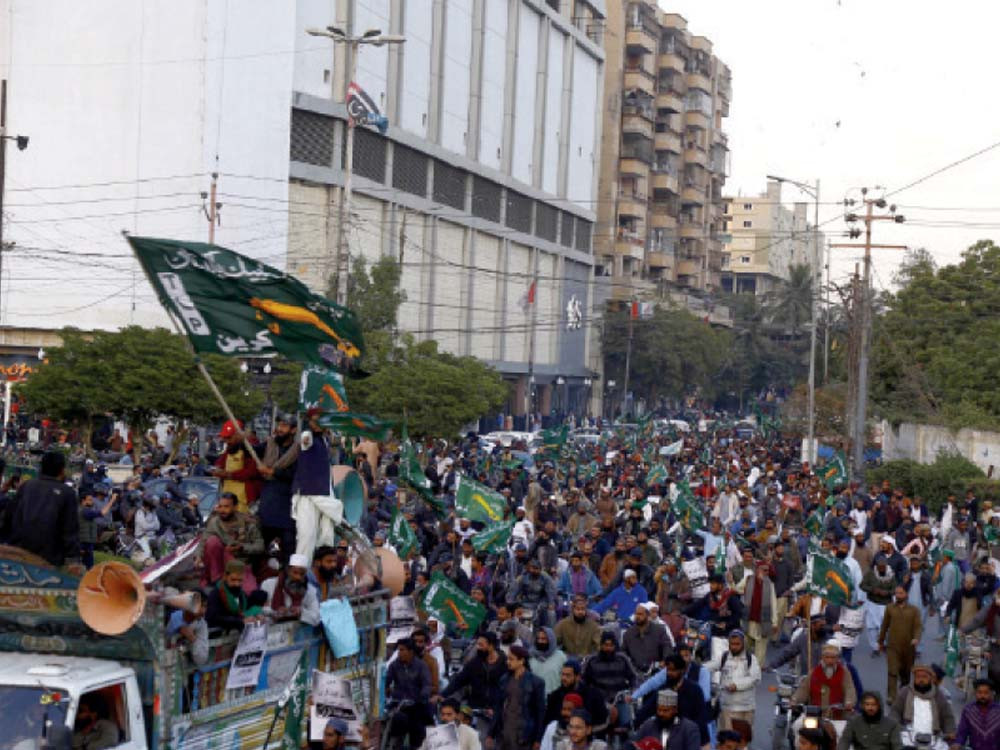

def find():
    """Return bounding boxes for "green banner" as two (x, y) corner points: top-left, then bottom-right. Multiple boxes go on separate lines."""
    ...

(471, 520), (514, 554)
(419, 571), (487, 633)
(317, 411), (393, 441)
(539, 425), (569, 452)
(647, 463), (668, 486)
(454, 475), (507, 523)
(280, 648), (310, 749)
(399, 427), (444, 516)
(807, 545), (856, 606)
(388, 507), (418, 557)
(804, 509), (824, 537)
(672, 482), (705, 532)
(299, 364), (350, 412)
(128, 236), (365, 375)
(821, 451), (848, 490)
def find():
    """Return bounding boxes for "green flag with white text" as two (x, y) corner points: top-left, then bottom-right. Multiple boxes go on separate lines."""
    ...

(806, 544), (856, 606)
(471, 520), (514, 554)
(419, 571), (487, 633)
(455, 475), (507, 523)
(388, 507), (418, 557)
(127, 236), (365, 375)
(317, 412), (393, 440)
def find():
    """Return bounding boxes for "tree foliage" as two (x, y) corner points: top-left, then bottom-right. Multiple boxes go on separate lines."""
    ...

(871, 240), (1000, 430)
(19, 326), (263, 461)
(866, 451), (984, 512)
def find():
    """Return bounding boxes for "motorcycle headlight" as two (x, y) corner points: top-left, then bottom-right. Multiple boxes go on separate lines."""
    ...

(803, 717), (820, 730)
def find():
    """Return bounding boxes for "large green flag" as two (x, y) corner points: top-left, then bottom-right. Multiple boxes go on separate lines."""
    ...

(388, 507), (418, 557)
(539, 425), (569, 452)
(128, 236), (365, 375)
(944, 624), (960, 677)
(317, 412), (393, 440)
(821, 452), (848, 490)
(672, 482), (705, 532)
(280, 648), (310, 749)
(299, 364), (349, 412)
(806, 544), (856, 606)
(454, 475), (507, 523)
(399, 428), (444, 516)
(419, 571), (487, 633)
(804, 508), (825, 537)
(471, 520), (514, 554)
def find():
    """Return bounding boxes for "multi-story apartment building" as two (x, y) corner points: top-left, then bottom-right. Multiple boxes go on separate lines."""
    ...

(721, 180), (821, 296)
(596, 2), (731, 302)
(287, 0), (607, 424)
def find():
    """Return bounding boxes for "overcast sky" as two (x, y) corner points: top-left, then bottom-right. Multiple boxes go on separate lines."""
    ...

(662, 0), (1000, 290)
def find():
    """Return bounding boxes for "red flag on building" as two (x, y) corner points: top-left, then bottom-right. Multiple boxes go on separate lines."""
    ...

(520, 281), (536, 313)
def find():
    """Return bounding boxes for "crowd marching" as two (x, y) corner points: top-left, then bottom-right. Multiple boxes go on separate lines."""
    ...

(2, 412), (1000, 750)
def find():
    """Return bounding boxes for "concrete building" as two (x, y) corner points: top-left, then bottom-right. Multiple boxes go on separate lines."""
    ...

(287, 0), (607, 424)
(595, 2), (731, 303)
(721, 179), (821, 296)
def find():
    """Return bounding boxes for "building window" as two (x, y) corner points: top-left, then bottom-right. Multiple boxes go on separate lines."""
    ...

(432, 160), (466, 210)
(742, 220), (752, 228)
(740, 255), (751, 264)
(392, 143), (428, 197)
(535, 202), (558, 242)
(743, 203), (752, 210)
(472, 176), (502, 223)
(290, 109), (335, 167)
(506, 191), (533, 233)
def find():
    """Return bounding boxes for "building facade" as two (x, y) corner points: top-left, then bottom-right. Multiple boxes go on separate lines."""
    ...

(287, 0), (607, 425)
(721, 180), (820, 296)
(595, 2), (731, 302)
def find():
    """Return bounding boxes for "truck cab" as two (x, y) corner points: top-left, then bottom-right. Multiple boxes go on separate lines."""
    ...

(0, 654), (144, 750)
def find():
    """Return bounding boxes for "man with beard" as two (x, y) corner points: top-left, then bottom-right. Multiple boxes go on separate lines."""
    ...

(878, 586), (922, 703)
(684, 574), (744, 640)
(742, 559), (777, 665)
(426, 699), (482, 750)
(633, 690), (701, 750)
(901, 556), (933, 631)
(581, 632), (638, 705)
(545, 661), (608, 729)
(946, 572), (983, 631)
(599, 537), (630, 588)
(442, 632), (508, 713)
(703, 630), (760, 733)
(256, 414), (299, 562)
(198, 492), (265, 591)
(888, 664), (955, 746)
(836, 538), (864, 602)
(771, 539), (796, 642)
(623, 603), (672, 673)
(260, 553), (320, 625)
(211, 420), (260, 513)
(540, 693), (583, 750)
(71, 694), (120, 750)
(386, 639), (434, 749)
(594, 569), (649, 624)
(490, 645), (546, 750)
(205, 559), (265, 632)
(627, 654), (709, 744)
(951, 678), (1000, 750)
(555, 595), (603, 658)
(838, 691), (902, 750)
(558, 550), (602, 600)
(510, 558), (557, 625)
(792, 643), (856, 719)
(311, 543), (356, 601)
(861, 554), (897, 656)
(766, 615), (829, 676)
(530, 627), (568, 694)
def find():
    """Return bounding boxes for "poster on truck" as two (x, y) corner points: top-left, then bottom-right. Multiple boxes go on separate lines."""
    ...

(310, 671), (363, 742)
(225, 621), (267, 690)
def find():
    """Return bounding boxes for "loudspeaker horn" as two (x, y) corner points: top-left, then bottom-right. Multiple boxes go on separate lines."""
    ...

(77, 561), (147, 636)
(373, 547), (405, 596)
(331, 465), (366, 527)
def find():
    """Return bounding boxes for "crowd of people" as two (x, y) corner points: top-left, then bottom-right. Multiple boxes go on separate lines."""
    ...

(2, 410), (1000, 750)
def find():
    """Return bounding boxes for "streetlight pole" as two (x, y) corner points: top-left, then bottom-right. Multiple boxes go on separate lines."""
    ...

(307, 27), (405, 306)
(766, 174), (819, 465)
(0, 79), (30, 327)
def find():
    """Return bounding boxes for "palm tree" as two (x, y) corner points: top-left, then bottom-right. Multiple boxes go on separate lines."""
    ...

(767, 263), (814, 335)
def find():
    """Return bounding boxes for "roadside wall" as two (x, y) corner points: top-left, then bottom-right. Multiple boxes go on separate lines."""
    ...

(880, 419), (1000, 474)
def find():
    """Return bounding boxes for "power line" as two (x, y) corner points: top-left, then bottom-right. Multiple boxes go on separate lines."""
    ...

(886, 137), (1000, 199)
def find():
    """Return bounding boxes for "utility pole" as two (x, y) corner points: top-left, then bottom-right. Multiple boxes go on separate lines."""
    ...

(830, 189), (906, 477)
(823, 240), (831, 383)
(201, 172), (221, 243)
(524, 278), (536, 430)
(0, 80), (7, 324)
(621, 301), (634, 420)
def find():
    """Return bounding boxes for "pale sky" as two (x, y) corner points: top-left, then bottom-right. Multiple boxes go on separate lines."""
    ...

(662, 0), (1000, 290)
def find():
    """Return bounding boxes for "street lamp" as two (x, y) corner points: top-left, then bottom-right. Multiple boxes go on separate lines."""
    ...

(766, 174), (821, 466)
(0, 78), (28, 326)
(306, 26), (405, 305)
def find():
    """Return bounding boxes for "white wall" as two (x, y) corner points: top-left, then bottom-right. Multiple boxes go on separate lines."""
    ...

(567, 45), (598, 206)
(542, 27), (565, 195)
(478, 0), (508, 170)
(354, 0), (391, 113)
(0, 0), (294, 331)
(440, 0), (473, 155)
(511, 5), (540, 185)
(881, 419), (1000, 474)
(400, 0), (434, 138)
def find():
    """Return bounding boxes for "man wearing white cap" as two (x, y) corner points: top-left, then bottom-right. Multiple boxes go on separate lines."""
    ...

(261, 553), (320, 625)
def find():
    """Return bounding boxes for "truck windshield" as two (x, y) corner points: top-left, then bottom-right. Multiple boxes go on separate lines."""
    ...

(0, 686), (69, 750)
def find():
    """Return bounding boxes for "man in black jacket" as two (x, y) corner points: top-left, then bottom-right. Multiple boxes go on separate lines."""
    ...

(545, 660), (609, 729)
(628, 654), (709, 744)
(442, 631), (508, 711)
(2, 451), (80, 568)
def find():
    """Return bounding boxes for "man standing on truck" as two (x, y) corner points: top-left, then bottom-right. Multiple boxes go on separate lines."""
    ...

(2, 450), (81, 570)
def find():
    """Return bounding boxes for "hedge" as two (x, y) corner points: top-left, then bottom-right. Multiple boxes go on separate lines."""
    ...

(866, 452), (984, 513)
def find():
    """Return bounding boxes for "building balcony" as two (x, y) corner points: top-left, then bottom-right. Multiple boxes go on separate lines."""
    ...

(651, 172), (678, 192)
(684, 110), (710, 130)
(618, 194), (647, 218)
(615, 238), (646, 261)
(622, 113), (654, 139)
(684, 146), (707, 167)
(677, 258), (701, 277)
(626, 25), (657, 54)
(620, 157), (650, 177)
(648, 251), (673, 269)
(649, 207), (677, 229)
(658, 53), (686, 75)
(681, 185), (705, 205)
(680, 221), (703, 240)
(655, 90), (684, 113)
(685, 71), (712, 93)
(624, 68), (656, 95)
(713, 129), (729, 148)
(654, 130), (681, 153)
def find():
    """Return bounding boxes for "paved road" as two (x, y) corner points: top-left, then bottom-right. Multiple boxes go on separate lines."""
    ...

(749, 610), (959, 750)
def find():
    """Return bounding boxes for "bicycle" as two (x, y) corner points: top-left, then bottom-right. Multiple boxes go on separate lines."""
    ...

(379, 699), (416, 750)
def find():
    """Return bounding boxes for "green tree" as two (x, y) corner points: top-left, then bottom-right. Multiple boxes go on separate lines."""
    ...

(767, 263), (814, 334)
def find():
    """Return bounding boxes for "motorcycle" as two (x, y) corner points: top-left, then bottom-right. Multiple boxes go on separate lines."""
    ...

(682, 617), (712, 661)
(769, 670), (799, 750)
(900, 726), (948, 750)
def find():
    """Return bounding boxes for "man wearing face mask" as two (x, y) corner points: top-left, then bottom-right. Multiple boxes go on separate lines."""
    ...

(838, 691), (902, 750)
(530, 627), (568, 694)
(633, 690), (701, 750)
(260, 553), (320, 625)
(888, 664), (955, 748)
(878, 586), (922, 702)
(442, 632), (507, 714)
(509, 558), (557, 626)
(555, 595), (602, 658)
